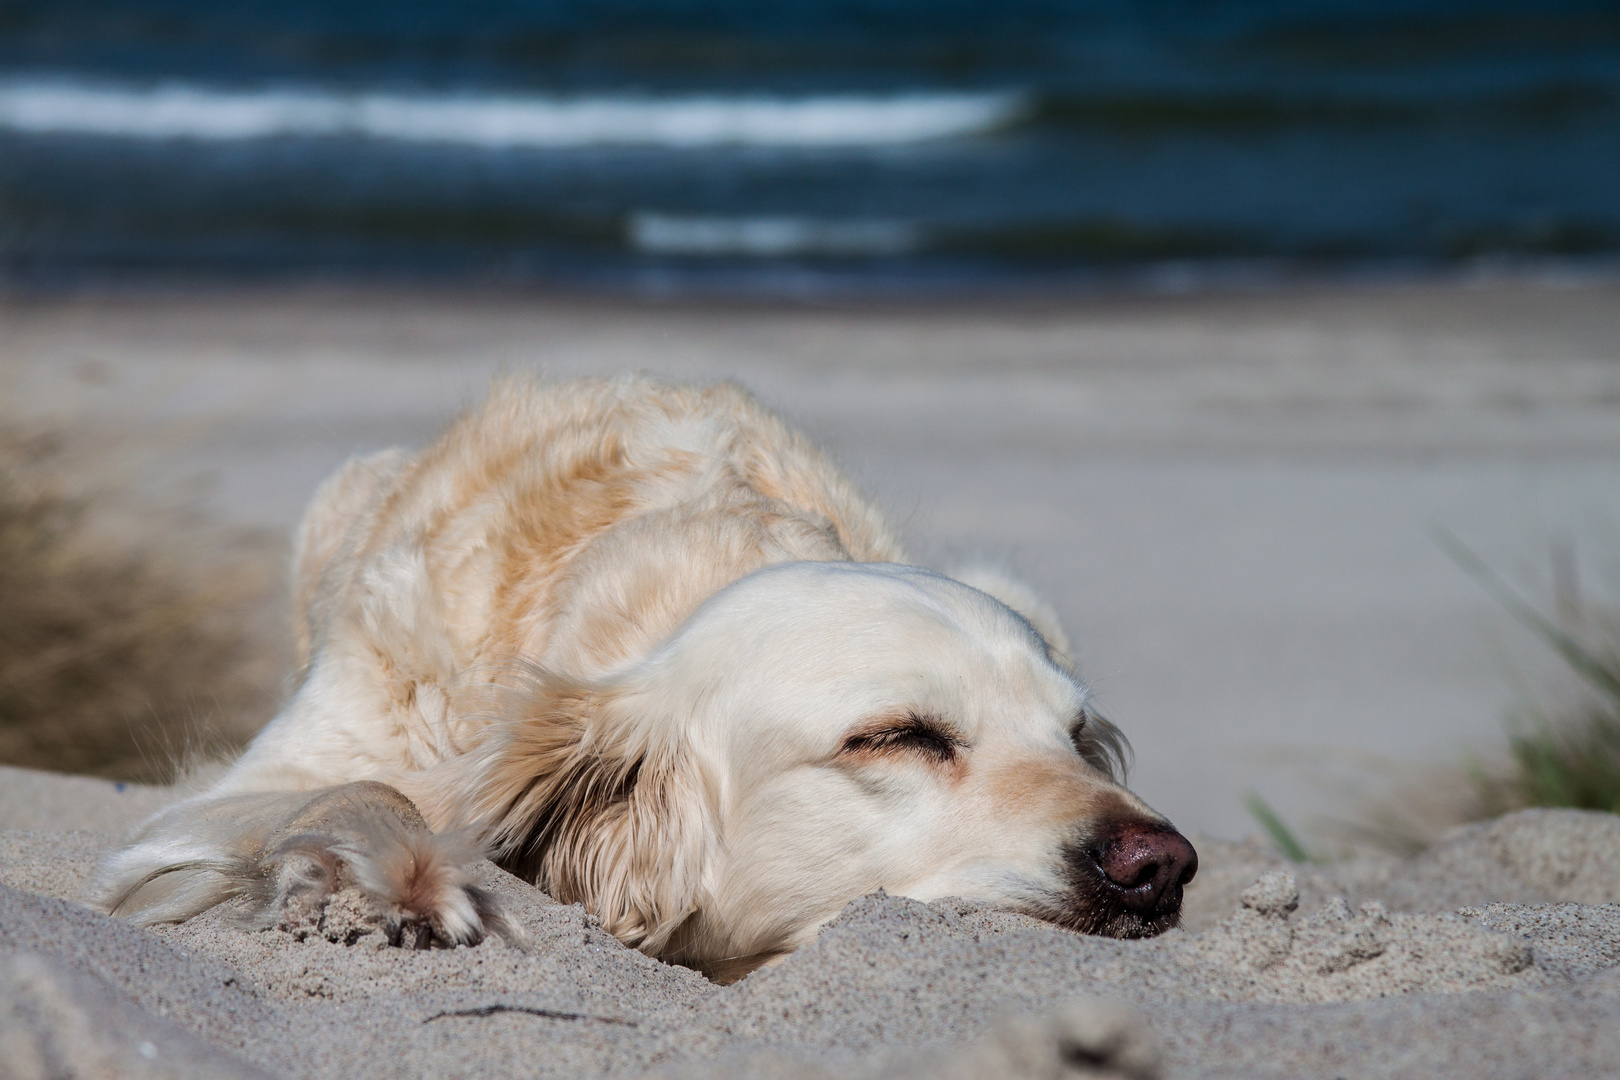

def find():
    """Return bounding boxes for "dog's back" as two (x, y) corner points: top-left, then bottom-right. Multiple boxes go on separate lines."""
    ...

(296, 376), (903, 680)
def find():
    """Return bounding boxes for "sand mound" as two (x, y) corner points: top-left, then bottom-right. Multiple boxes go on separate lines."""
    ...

(2, 769), (1619, 1079)
(1180, 808), (1620, 931)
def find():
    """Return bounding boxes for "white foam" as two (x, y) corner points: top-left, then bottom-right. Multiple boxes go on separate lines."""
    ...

(628, 213), (918, 256)
(0, 79), (1026, 147)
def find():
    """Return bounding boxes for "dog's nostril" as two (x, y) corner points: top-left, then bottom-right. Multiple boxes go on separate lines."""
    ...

(1091, 847), (1157, 890)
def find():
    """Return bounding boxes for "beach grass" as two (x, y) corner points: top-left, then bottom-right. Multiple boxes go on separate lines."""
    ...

(1435, 528), (1620, 817)
(1284, 533), (1620, 860)
(1241, 789), (1318, 862)
(0, 427), (282, 782)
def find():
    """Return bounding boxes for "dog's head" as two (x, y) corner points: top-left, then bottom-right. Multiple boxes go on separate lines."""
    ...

(445, 562), (1194, 979)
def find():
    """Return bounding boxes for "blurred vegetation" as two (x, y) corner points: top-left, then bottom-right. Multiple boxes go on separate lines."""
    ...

(1241, 789), (1318, 863)
(0, 428), (282, 782)
(1437, 530), (1620, 817)
(1248, 532), (1620, 862)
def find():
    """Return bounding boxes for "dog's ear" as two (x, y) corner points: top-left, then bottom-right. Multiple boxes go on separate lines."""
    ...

(950, 564), (1075, 664)
(413, 668), (713, 956)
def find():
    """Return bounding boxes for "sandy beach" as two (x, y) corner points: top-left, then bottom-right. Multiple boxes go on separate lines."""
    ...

(6, 0), (1620, 1064)
(4, 278), (1620, 1077)
(3, 762), (1620, 1078)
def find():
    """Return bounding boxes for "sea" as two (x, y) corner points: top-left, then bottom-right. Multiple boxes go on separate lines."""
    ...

(1, 0), (1617, 294)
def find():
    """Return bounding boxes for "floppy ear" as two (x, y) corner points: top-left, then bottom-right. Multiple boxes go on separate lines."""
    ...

(951, 566), (1130, 779)
(949, 564), (1075, 663)
(410, 667), (714, 956)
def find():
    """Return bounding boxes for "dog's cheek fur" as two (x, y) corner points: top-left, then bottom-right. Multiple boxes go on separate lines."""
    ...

(408, 671), (716, 956)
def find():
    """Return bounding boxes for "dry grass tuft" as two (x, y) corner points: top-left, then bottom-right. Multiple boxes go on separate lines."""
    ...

(0, 428), (285, 782)
(1437, 531), (1620, 819)
(1294, 535), (1620, 859)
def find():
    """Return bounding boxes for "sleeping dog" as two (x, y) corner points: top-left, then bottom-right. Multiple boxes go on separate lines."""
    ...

(100, 376), (1195, 980)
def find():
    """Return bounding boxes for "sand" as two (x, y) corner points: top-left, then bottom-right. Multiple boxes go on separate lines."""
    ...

(5, 279), (1620, 837)
(2, 764), (1619, 1079)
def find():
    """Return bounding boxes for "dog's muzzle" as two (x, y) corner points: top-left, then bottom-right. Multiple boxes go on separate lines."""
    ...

(1036, 819), (1198, 938)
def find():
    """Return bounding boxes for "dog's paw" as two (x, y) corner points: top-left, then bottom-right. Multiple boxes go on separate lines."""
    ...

(248, 783), (519, 950)
(263, 828), (506, 948)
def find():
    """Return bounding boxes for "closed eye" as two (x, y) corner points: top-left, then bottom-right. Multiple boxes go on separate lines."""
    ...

(840, 713), (962, 765)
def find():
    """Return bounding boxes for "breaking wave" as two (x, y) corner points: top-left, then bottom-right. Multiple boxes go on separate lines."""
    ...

(627, 213), (918, 256)
(0, 79), (1027, 148)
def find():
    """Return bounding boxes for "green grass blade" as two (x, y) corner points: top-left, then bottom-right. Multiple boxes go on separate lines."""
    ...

(1241, 789), (1313, 863)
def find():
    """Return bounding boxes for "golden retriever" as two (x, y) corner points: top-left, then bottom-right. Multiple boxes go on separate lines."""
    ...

(99, 376), (1195, 980)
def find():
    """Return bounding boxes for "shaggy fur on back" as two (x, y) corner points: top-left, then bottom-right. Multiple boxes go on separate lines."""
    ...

(100, 376), (1186, 977)
(290, 377), (905, 682)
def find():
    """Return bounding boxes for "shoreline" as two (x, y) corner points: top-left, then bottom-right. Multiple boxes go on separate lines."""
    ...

(4, 254), (1620, 310)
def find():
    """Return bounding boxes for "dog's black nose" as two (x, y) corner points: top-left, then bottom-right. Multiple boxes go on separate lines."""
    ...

(1086, 822), (1198, 916)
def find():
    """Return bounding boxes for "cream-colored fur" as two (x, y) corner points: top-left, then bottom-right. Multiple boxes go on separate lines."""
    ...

(100, 376), (1187, 977)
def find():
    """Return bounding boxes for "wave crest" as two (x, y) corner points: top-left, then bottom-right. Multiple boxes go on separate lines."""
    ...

(0, 80), (1027, 148)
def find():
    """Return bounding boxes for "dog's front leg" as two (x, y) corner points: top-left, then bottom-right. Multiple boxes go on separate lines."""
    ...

(99, 782), (516, 949)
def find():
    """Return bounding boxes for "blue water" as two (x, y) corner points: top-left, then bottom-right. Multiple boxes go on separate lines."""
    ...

(2, 0), (1617, 290)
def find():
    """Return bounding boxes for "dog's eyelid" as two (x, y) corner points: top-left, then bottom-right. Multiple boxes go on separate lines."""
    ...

(838, 712), (963, 762)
